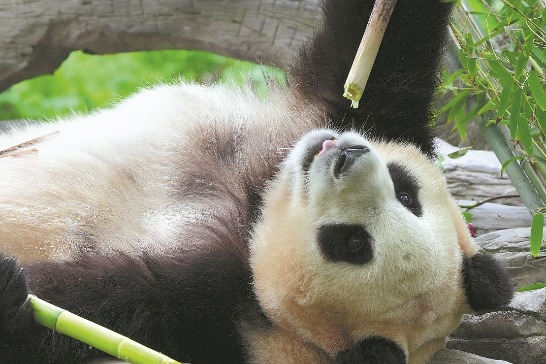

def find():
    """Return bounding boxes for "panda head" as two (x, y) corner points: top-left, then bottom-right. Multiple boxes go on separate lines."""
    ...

(250, 129), (473, 356)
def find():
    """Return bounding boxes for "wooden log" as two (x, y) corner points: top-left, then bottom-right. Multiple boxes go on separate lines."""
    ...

(0, 0), (321, 92)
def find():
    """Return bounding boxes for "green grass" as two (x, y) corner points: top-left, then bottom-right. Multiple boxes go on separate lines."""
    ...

(0, 50), (285, 121)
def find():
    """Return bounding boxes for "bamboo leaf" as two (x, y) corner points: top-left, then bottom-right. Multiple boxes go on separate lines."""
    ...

(439, 90), (470, 115)
(488, 59), (512, 82)
(517, 111), (533, 155)
(501, 155), (525, 176)
(530, 212), (544, 258)
(448, 146), (473, 159)
(467, 57), (478, 78)
(441, 69), (465, 88)
(459, 50), (469, 69)
(514, 53), (529, 79)
(509, 87), (523, 137)
(478, 100), (496, 115)
(537, 108), (546, 132)
(497, 80), (515, 119)
(517, 282), (546, 292)
(528, 71), (546, 111)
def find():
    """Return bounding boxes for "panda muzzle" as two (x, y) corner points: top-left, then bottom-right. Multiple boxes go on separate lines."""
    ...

(334, 146), (370, 178)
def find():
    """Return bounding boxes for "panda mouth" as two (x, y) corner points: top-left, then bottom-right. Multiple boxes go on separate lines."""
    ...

(302, 136), (338, 173)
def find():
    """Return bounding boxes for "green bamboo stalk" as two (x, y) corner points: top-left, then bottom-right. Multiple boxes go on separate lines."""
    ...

(343, 0), (398, 108)
(29, 295), (185, 364)
(476, 119), (546, 213)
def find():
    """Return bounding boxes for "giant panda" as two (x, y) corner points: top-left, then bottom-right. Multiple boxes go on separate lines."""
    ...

(0, 0), (513, 363)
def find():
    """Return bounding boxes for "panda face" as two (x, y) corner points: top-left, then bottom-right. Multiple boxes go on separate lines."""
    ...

(250, 129), (468, 354)
(279, 130), (456, 275)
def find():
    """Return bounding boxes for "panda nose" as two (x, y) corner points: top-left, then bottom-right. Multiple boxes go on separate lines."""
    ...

(334, 146), (370, 178)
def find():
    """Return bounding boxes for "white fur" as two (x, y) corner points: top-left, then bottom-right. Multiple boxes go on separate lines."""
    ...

(0, 83), (316, 261)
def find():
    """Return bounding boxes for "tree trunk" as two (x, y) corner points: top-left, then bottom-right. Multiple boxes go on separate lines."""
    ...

(0, 0), (322, 92)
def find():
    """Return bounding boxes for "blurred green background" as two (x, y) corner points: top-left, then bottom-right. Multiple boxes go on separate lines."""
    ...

(0, 50), (285, 121)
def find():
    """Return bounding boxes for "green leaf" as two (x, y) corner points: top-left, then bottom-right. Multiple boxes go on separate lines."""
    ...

(528, 71), (546, 111)
(530, 213), (544, 258)
(508, 87), (523, 137)
(514, 53), (528, 79)
(478, 100), (496, 115)
(497, 80), (515, 119)
(517, 112), (533, 155)
(463, 211), (473, 223)
(517, 283), (546, 292)
(441, 69), (465, 88)
(459, 50), (469, 69)
(500, 155), (525, 176)
(537, 108), (546, 132)
(468, 64), (478, 81)
(439, 91), (470, 115)
(488, 59), (512, 82)
(448, 146), (473, 159)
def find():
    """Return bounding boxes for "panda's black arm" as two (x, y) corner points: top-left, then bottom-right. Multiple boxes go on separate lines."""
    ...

(462, 253), (514, 311)
(290, 0), (454, 156)
(0, 251), (258, 363)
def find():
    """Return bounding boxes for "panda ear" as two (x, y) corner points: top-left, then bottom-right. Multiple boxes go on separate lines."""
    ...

(462, 252), (514, 312)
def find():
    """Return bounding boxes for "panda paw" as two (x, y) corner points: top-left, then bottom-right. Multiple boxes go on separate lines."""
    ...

(334, 336), (406, 364)
(462, 252), (514, 312)
(0, 253), (36, 338)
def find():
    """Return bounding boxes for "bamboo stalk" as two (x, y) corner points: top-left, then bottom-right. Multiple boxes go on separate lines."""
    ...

(476, 119), (546, 214)
(29, 295), (185, 364)
(343, 0), (397, 108)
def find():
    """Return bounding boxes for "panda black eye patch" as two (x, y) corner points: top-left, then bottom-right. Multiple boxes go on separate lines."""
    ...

(317, 224), (373, 265)
(387, 162), (423, 217)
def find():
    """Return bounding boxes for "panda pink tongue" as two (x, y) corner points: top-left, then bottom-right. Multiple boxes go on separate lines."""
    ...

(317, 139), (337, 157)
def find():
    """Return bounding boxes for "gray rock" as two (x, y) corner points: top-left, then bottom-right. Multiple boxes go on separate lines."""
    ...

(431, 348), (512, 363)
(446, 226), (546, 364)
(436, 139), (523, 206)
(459, 201), (532, 236)
(476, 228), (546, 290)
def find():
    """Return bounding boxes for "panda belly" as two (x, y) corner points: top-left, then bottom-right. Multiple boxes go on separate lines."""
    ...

(0, 84), (320, 263)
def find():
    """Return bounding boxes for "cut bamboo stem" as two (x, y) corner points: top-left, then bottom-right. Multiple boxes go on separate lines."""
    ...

(29, 295), (184, 364)
(343, 0), (397, 108)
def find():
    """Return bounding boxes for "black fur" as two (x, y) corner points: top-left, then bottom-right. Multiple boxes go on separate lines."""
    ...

(0, 255), (45, 361)
(318, 224), (374, 265)
(462, 253), (514, 312)
(0, 0), (467, 362)
(0, 247), (268, 363)
(291, 0), (454, 156)
(334, 336), (406, 363)
(387, 162), (423, 216)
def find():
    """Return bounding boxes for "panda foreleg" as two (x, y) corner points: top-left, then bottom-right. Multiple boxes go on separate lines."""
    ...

(462, 252), (514, 312)
(0, 250), (254, 363)
(333, 336), (406, 364)
(290, 0), (454, 155)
